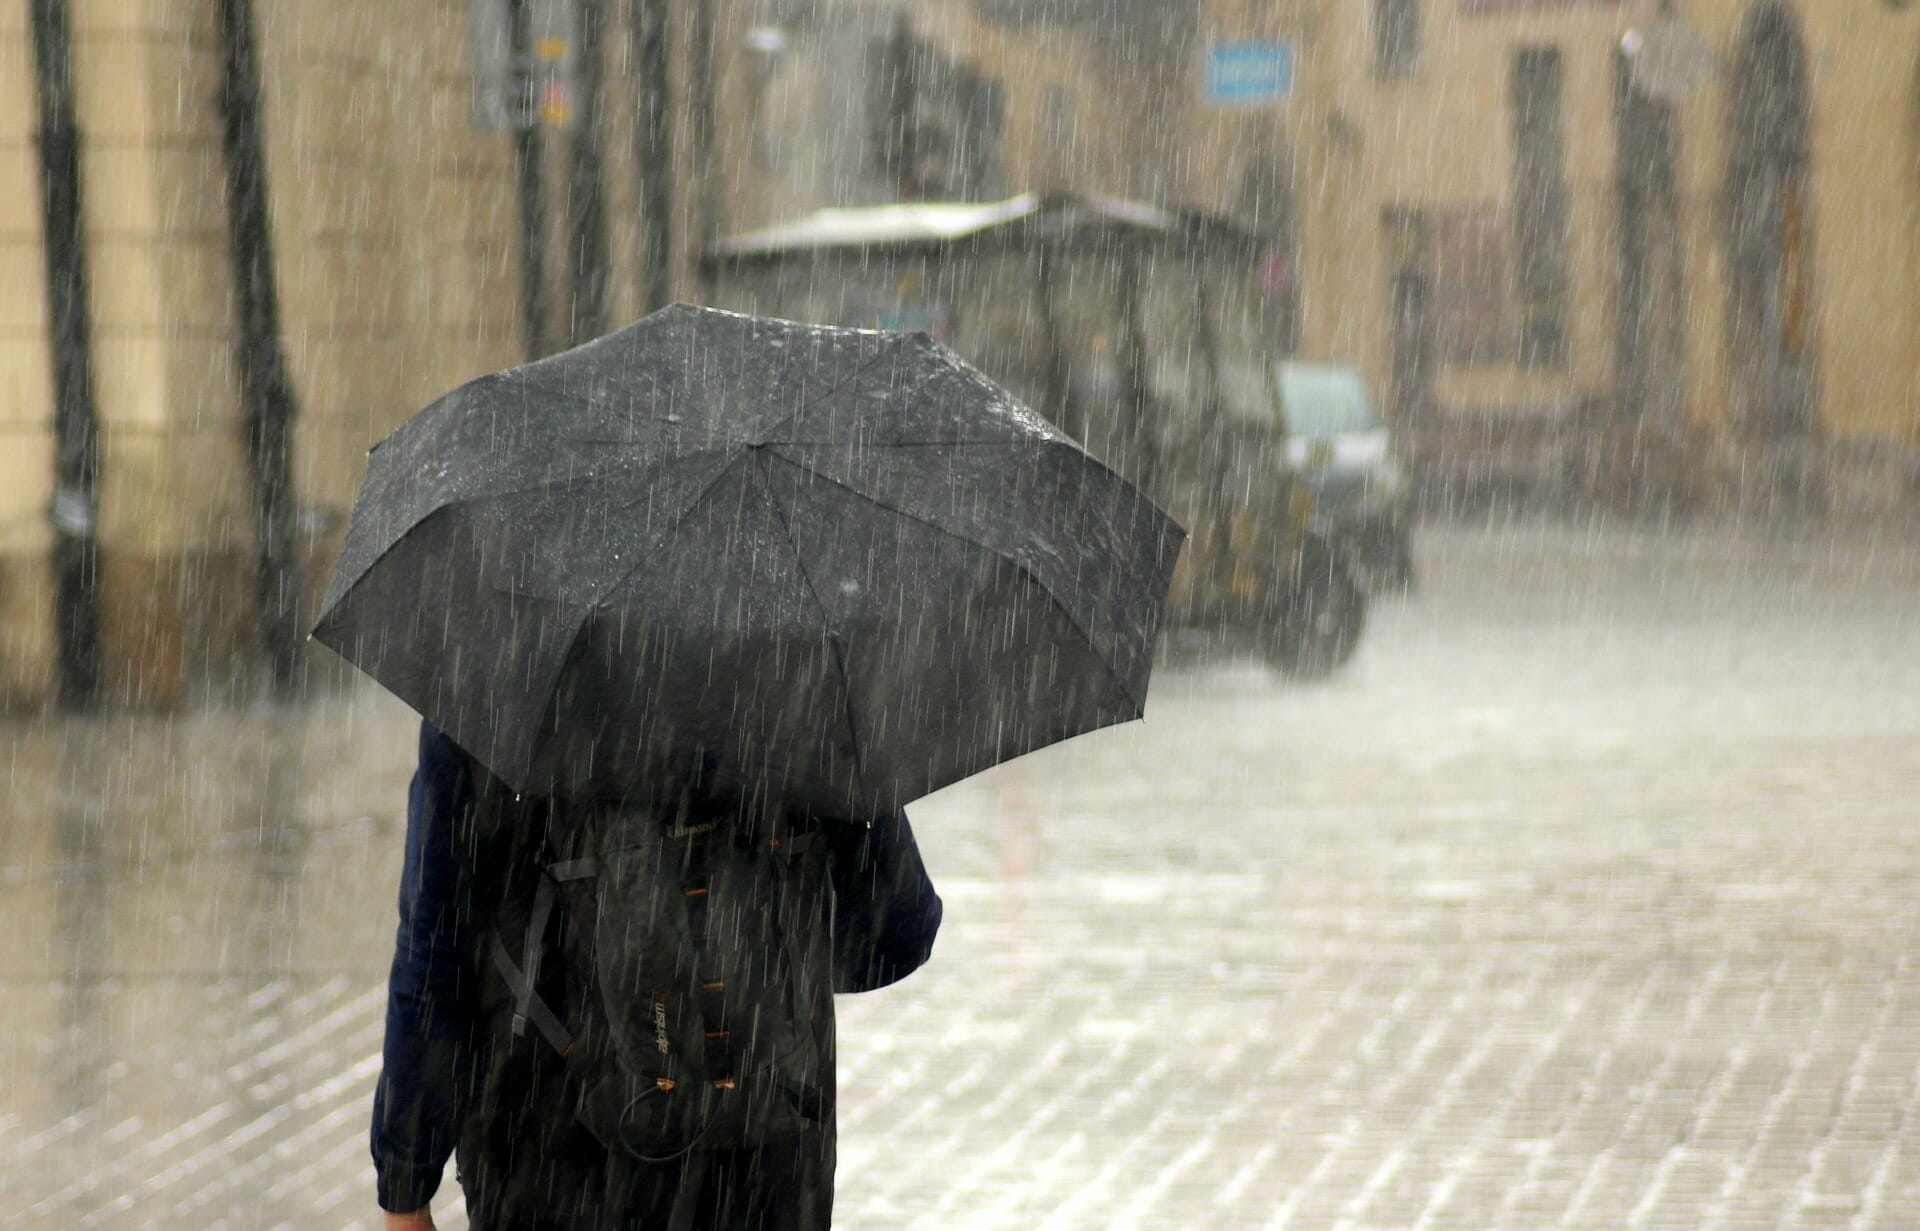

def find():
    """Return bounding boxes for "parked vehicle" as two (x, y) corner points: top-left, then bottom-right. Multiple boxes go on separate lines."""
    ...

(705, 191), (1367, 677)
(1272, 362), (1416, 591)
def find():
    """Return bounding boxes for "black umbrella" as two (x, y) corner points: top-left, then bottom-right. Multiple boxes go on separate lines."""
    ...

(313, 304), (1185, 815)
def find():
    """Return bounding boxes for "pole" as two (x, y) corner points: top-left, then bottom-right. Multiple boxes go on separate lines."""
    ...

(688, 0), (720, 290)
(28, 0), (103, 709)
(508, 0), (551, 359)
(216, 0), (304, 697)
(875, 12), (919, 199)
(631, 0), (673, 311)
(568, 0), (609, 343)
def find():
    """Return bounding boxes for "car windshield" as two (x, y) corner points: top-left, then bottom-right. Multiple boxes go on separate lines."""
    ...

(1277, 365), (1381, 438)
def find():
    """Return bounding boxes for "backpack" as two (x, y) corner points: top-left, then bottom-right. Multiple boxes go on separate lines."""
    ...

(483, 784), (835, 1162)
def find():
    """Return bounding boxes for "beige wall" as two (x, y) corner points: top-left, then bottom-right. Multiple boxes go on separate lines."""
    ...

(1184, 0), (1920, 480)
(7, 0), (1919, 705)
(1760, 0), (1920, 448)
(0, 0), (726, 706)
(256, 1), (525, 526)
(0, 0), (1024, 702)
(0, 15), (57, 703)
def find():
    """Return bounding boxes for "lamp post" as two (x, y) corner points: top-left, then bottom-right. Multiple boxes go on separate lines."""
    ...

(27, 0), (103, 709)
(217, 0), (305, 697)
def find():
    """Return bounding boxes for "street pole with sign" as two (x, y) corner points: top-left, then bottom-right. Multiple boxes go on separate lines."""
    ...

(471, 0), (582, 358)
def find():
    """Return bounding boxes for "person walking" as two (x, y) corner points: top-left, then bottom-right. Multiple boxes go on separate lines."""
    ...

(372, 720), (943, 1230)
(314, 307), (1181, 1228)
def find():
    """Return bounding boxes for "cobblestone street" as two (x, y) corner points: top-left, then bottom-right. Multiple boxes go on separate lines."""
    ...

(3, 516), (1918, 1230)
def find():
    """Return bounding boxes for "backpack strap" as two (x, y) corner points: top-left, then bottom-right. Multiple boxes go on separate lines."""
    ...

(549, 857), (597, 882)
(489, 936), (572, 1055)
(770, 827), (823, 1041)
(488, 856), (595, 1057)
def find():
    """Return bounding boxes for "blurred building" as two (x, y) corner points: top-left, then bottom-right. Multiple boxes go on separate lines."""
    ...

(1175, 0), (1920, 514)
(6, 0), (1920, 708)
(732, 0), (1184, 214)
(0, 0), (732, 706)
(747, 0), (1920, 515)
(0, 0), (1202, 706)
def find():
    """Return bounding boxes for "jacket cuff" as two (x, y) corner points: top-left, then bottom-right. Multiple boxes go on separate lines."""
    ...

(376, 1158), (445, 1214)
(843, 901), (943, 993)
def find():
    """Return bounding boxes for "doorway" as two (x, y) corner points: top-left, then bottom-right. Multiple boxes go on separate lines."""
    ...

(1612, 45), (1690, 505)
(1724, 1), (1817, 460)
(1384, 208), (1434, 429)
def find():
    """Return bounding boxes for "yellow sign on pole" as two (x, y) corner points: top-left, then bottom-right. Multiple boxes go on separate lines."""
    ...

(467, 0), (577, 131)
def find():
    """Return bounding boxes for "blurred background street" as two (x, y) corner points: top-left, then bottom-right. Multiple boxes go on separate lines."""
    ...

(4, 513), (1917, 1230)
(8, 3), (1920, 1225)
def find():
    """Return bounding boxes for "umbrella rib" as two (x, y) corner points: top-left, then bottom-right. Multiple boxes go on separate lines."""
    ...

(585, 450), (753, 610)
(759, 448), (1147, 713)
(750, 334), (919, 443)
(330, 450), (740, 609)
(747, 453), (871, 803)
(497, 451), (751, 783)
(762, 437), (1060, 451)
(512, 373), (748, 445)
(444, 446), (735, 509)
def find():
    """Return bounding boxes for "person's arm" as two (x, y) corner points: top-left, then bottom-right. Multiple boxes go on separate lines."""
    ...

(829, 809), (943, 993)
(371, 722), (477, 1217)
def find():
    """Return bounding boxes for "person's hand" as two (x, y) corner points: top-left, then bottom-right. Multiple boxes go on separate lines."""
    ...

(384, 1208), (435, 1231)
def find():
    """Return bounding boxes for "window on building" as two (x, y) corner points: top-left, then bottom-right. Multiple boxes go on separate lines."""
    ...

(1510, 46), (1571, 366)
(1389, 204), (1538, 369)
(1374, 0), (1421, 78)
(1430, 207), (1517, 365)
(865, 17), (1005, 201)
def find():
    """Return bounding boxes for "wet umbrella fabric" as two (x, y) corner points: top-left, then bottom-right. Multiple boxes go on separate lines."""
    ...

(313, 304), (1185, 815)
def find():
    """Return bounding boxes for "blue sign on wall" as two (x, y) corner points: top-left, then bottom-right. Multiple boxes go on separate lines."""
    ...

(1203, 41), (1294, 107)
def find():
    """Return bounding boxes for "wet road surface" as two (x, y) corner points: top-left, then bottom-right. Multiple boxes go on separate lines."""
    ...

(3, 515), (1918, 1229)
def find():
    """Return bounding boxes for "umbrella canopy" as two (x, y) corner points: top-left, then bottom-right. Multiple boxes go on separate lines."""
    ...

(313, 304), (1185, 815)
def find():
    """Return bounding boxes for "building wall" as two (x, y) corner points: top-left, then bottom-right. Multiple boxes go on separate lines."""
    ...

(0, 0), (719, 708)
(1181, 0), (1920, 508)
(736, 0), (1140, 223)
(0, 0), (250, 707)
(7, 1), (1918, 706)
(1187, 1), (1654, 422)
(0, 0), (1065, 706)
(1719, 0), (1920, 450)
(0, 12), (58, 705)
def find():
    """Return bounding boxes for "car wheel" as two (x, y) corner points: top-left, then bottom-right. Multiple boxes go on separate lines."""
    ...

(1268, 546), (1366, 680)
(1384, 530), (1417, 593)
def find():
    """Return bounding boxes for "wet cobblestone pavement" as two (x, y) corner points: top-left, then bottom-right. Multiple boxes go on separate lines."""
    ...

(3, 516), (1919, 1230)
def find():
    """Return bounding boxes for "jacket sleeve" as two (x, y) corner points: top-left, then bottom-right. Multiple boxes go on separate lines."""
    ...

(370, 721), (477, 1212)
(828, 809), (943, 994)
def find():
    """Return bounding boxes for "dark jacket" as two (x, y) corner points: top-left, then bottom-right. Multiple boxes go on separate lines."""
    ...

(372, 721), (942, 1223)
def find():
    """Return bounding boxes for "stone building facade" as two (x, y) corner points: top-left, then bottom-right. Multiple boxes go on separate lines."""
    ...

(747, 0), (1920, 513)
(1, 0), (736, 706)
(1177, 0), (1920, 512)
(6, 0), (1920, 707)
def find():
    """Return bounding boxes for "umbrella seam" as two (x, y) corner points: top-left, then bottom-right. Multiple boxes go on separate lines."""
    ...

(750, 333), (923, 443)
(759, 437), (1060, 450)
(314, 501), (464, 633)
(433, 447), (737, 514)
(319, 450), (743, 621)
(758, 447), (1148, 714)
(512, 371), (746, 444)
(587, 451), (756, 610)
(747, 452), (872, 806)
(505, 450), (755, 788)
